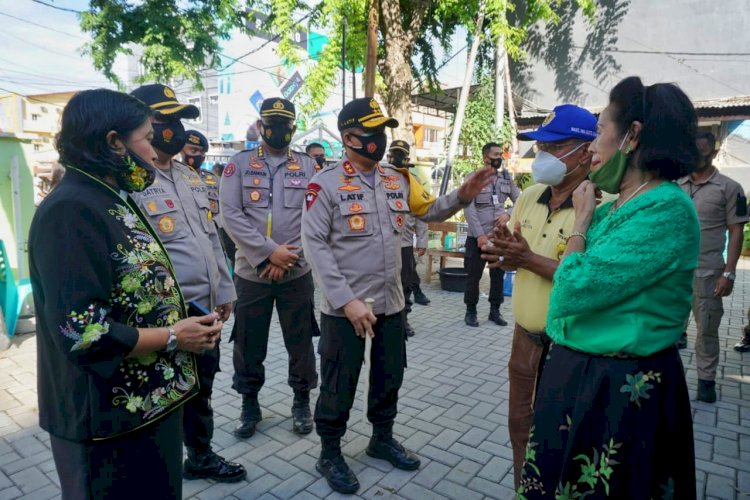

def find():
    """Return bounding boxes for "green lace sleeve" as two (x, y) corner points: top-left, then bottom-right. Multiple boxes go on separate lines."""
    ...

(548, 184), (699, 320)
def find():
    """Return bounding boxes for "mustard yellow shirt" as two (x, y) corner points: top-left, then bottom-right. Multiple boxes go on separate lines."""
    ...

(508, 184), (576, 333)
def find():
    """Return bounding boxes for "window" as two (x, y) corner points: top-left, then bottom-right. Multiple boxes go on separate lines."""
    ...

(31, 113), (40, 121)
(40, 106), (48, 113)
(187, 97), (202, 124)
(424, 128), (439, 144)
(33, 144), (42, 151)
(209, 94), (218, 106)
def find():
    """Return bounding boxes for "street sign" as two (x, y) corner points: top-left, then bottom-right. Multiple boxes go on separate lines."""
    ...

(280, 71), (304, 100)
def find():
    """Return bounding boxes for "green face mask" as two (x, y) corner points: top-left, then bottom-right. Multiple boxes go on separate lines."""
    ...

(590, 134), (630, 194)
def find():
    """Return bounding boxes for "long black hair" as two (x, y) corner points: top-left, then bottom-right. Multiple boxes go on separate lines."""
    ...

(56, 89), (152, 178)
(609, 76), (699, 180)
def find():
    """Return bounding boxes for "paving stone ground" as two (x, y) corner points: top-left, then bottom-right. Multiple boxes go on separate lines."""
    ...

(1, 258), (749, 500)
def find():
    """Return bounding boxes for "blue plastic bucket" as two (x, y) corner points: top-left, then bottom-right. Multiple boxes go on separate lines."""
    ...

(503, 271), (516, 297)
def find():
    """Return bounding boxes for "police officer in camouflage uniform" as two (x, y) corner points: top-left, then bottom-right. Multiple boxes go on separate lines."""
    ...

(301, 98), (495, 495)
(463, 142), (521, 328)
(219, 98), (318, 439)
(387, 141), (430, 338)
(129, 84), (246, 483)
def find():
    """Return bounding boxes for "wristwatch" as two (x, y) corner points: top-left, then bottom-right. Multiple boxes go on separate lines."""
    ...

(723, 271), (736, 281)
(165, 327), (178, 352)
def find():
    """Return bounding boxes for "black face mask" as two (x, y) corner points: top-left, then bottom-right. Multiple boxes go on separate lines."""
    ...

(314, 156), (325, 167)
(152, 121), (187, 156)
(390, 153), (408, 168)
(184, 154), (206, 169)
(490, 157), (503, 169)
(347, 131), (388, 162)
(261, 123), (293, 150)
(117, 148), (156, 193)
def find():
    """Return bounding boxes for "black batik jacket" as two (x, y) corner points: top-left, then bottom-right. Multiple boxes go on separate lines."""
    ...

(28, 167), (197, 441)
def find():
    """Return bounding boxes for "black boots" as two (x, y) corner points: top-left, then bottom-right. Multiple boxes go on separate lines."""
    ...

(413, 285), (430, 305)
(317, 439), (359, 494)
(488, 305), (507, 326)
(465, 305), (479, 327)
(404, 320), (416, 338)
(697, 379), (717, 403)
(234, 394), (262, 439)
(366, 424), (421, 471)
(184, 447), (247, 482)
(292, 390), (313, 435)
(734, 327), (750, 352)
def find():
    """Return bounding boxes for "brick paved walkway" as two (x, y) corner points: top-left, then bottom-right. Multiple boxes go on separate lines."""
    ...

(1, 260), (749, 499)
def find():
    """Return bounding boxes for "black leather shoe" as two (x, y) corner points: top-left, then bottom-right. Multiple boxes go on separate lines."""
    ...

(234, 395), (262, 438)
(734, 328), (750, 352)
(697, 379), (717, 403)
(488, 308), (507, 326)
(184, 450), (247, 483)
(675, 332), (688, 350)
(405, 321), (416, 338)
(366, 436), (421, 471)
(413, 287), (431, 305)
(292, 391), (313, 435)
(465, 309), (479, 327)
(316, 455), (360, 494)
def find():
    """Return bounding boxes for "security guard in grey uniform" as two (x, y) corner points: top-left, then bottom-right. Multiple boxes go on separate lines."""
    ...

(219, 98), (318, 439)
(129, 84), (246, 483)
(387, 140), (429, 338)
(301, 98), (495, 495)
(463, 142), (521, 327)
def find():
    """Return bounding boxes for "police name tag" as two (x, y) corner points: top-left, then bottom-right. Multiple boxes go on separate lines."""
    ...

(492, 194), (499, 205)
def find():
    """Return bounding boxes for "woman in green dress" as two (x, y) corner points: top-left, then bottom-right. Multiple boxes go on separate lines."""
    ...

(518, 76), (700, 499)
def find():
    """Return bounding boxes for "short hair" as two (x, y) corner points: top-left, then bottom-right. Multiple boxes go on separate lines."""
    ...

(609, 76), (698, 181)
(306, 142), (324, 153)
(482, 142), (502, 157)
(696, 131), (716, 151)
(56, 89), (152, 179)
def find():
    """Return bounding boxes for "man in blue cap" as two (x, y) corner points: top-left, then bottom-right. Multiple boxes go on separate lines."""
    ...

(480, 104), (597, 488)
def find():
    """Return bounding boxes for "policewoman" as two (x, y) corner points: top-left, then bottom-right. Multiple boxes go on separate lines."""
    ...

(219, 98), (319, 439)
(129, 85), (244, 482)
(301, 98), (494, 494)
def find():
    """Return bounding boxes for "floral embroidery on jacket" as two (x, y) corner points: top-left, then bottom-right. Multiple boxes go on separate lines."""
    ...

(60, 304), (110, 351)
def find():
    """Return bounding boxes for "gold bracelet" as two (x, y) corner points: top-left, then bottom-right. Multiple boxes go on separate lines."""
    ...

(567, 232), (587, 244)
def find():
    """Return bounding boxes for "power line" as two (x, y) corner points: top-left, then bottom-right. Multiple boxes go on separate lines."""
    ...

(0, 31), (83, 61)
(31, 0), (82, 14)
(571, 45), (750, 57)
(0, 11), (85, 39)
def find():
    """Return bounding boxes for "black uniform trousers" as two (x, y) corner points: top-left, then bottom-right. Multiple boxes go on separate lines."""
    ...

(400, 246), (420, 293)
(231, 272), (318, 395)
(50, 408), (182, 500)
(183, 341), (220, 451)
(315, 311), (407, 440)
(463, 236), (504, 307)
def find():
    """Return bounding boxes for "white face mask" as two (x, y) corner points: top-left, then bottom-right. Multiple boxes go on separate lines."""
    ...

(530, 144), (585, 186)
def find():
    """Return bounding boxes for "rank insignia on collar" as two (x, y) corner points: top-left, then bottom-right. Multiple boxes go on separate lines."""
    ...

(350, 202), (363, 213)
(158, 215), (175, 234)
(348, 214), (366, 231)
(377, 165), (385, 175)
(342, 162), (356, 175)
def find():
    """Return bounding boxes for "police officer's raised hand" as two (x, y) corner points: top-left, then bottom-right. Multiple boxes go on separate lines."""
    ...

(175, 314), (223, 353)
(457, 166), (495, 203)
(344, 299), (377, 338)
(269, 244), (300, 268)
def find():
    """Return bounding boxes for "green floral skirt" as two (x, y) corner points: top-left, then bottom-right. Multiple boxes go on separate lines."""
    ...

(518, 344), (695, 499)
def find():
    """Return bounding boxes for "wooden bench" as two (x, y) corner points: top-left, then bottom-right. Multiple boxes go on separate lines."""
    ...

(424, 222), (465, 284)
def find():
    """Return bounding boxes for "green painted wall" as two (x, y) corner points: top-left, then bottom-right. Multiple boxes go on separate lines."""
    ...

(0, 136), (34, 279)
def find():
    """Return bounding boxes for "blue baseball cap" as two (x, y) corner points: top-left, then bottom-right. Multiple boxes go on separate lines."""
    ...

(517, 104), (597, 142)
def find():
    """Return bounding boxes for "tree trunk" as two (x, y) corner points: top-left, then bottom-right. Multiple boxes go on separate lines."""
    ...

(365, 0), (379, 97)
(441, 0), (486, 194)
(494, 42), (504, 129)
(504, 49), (517, 153)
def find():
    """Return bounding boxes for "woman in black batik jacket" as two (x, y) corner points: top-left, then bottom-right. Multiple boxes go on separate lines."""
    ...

(28, 89), (223, 500)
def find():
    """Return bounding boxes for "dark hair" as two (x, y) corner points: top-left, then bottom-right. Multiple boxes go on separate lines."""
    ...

(696, 131), (716, 151)
(305, 142), (324, 153)
(608, 76), (698, 180)
(56, 89), (152, 178)
(482, 142), (502, 157)
(212, 163), (225, 176)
